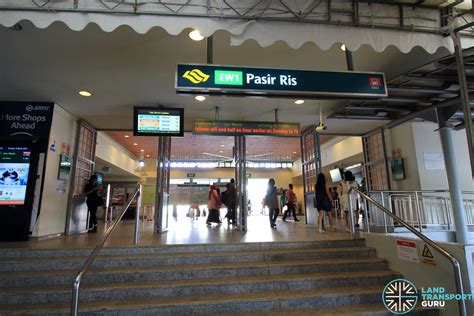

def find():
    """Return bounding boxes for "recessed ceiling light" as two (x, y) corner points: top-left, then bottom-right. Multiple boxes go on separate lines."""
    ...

(78, 90), (92, 97)
(124, 135), (130, 138)
(221, 145), (224, 147)
(133, 143), (138, 146)
(195, 95), (206, 102)
(294, 99), (304, 105)
(293, 151), (297, 154)
(219, 150), (223, 153)
(140, 149), (144, 152)
(146, 154), (150, 157)
(340, 44), (346, 51)
(189, 29), (204, 41)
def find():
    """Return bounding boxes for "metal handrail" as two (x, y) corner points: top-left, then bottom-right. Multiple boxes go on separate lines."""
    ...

(348, 187), (467, 316)
(71, 187), (141, 316)
(368, 190), (474, 194)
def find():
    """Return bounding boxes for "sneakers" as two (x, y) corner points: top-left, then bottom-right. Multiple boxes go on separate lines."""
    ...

(294, 219), (300, 222)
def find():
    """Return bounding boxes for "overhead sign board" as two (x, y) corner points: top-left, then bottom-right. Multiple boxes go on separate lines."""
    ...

(193, 120), (300, 137)
(176, 64), (387, 98)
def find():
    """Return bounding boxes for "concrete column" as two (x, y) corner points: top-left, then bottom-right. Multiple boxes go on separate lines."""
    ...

(439, 126), (469, 244)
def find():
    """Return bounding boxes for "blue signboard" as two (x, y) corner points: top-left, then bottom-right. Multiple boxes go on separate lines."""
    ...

(176, 64), (387, 98)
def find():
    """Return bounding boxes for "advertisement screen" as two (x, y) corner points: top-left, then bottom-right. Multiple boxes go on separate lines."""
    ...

(330, 168), (343, 183)
(134, 107), (184, 137)
(0, 147), (31, 205)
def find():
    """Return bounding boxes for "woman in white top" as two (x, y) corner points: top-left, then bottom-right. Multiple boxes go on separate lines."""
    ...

(339, 170), (359, 232)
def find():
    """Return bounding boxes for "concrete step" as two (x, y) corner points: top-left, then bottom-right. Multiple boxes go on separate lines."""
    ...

(0, 270), (400, 305)
(0, 247), (376, 272)
(0, 257), (388, 287)
(0, 285), (385, 315)
(0, 239), (366, 259)
(224, 304), (440, 315)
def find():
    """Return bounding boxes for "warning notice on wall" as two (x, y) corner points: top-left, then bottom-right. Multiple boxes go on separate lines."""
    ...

(421, 245), (436, 266)
(396, 240), (420, 263)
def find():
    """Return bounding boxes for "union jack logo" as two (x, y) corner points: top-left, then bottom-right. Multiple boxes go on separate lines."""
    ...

(382, 279), (418, 314)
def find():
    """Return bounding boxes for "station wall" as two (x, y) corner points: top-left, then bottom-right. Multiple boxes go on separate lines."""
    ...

(32, 104), (77, 237)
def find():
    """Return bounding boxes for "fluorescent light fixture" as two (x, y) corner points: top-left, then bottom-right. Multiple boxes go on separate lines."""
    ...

(294, 99), (305, 105)
(195, 95), (206, 102)
(346, 163), (362, 170)
(78, 90), (92, 97)
(341, 44), (346, 51)
(189, 29), (204, 41)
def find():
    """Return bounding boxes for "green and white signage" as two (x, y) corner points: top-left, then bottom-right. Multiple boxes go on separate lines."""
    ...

(176, 64), (387, 98)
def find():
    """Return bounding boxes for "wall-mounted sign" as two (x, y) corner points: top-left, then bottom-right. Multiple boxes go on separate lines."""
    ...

(176, 64), (387, 98)
(391, 158), (406, 181)
(193, 120), (300, 137)
(396, 240), (419, 263)
(0, 102), (54, 152)
(58, 155), (71, 181)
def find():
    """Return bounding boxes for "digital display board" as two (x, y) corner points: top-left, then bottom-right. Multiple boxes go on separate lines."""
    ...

(193, 120), (300, 137)
(176, 64), (387, 98)
(133, 107), (184, 137)
(0, 146), (31, 205)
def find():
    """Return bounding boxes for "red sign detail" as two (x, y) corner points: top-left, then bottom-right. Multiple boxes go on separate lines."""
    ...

(397, 240), (416, 248)
(369, 77), (382, 89)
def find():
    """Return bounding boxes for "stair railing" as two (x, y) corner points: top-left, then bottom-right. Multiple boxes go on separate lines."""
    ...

(71, 187), (141, 316)
(348, 187), (467, 316)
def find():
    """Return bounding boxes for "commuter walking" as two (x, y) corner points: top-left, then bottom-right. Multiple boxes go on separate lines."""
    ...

(206, 184), (222, 226)
(264, 179), (279, 228)
(225, 179), (237, 224)
(315, 173), (335, 233)
(83, 174), (102, 233)
(283, 184), (299, 222)
(339, 171), (358, 232)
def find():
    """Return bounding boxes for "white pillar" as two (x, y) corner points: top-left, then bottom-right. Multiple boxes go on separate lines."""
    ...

(439, 126), (469, 244)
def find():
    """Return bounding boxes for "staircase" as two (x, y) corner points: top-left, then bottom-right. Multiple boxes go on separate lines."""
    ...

(0, 239), (436, 315)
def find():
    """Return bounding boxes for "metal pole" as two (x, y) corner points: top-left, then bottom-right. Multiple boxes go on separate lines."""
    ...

(215, 106), (220, 121)
(348, 192), (355, 239)
(414, 192), (423, 233)
(274, 109), (279, 123)
(345, 49), (354, 71)
(452, 32), (474, 177)
(206, 35), (213, 64)
(105, 184), (111, 223)
(134, 186), (141, 245)
(381, 192), (387, 234)
(445, 198), (451, 230)
(438, 125), (469, 244)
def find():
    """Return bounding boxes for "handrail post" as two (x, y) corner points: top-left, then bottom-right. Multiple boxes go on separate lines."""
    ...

(414, 191), (423, 233)
(134, 187), (141, 245)
(71, 277), (81, 316)
(381, 192), (387, 234)
(348, 191), (355, 239)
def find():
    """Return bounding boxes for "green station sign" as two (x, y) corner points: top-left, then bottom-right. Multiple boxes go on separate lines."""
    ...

(176, 64), (387, 98)
(193, 120), (300, 137)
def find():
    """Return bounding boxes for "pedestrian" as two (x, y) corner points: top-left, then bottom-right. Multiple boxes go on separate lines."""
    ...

(225, 179), (237, 224)
(315, 173), (335, 233)
(206, 184), (222, 226)
(339, 170), (358, 232)
(264, 178), (279, 228)
(83, 175), (102, 233)
(283, 184), (299, 222)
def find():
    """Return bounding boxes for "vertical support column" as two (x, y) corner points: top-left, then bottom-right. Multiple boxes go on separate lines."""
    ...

(206, 35), (213, 64)
(234, 136), (247, 231)
(452, 33), (474, 177)
(438, 124), (469, 244)
(155, 136), (171, 234)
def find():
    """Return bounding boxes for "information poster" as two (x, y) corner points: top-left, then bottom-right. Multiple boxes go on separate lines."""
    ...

(396, 240), (420, 263)
(0, 146), (31, 205)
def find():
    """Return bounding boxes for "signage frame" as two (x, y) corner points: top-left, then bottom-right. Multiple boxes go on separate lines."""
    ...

(176, 63), (388, 98)
(192, 120), (300, 137)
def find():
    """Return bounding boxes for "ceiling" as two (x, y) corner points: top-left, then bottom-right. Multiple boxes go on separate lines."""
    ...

(0, 20), (451, 136)
(106, 131), (333, 161)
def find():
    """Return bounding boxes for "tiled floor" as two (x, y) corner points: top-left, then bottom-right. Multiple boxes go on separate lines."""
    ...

(0, 214), (361, 249)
